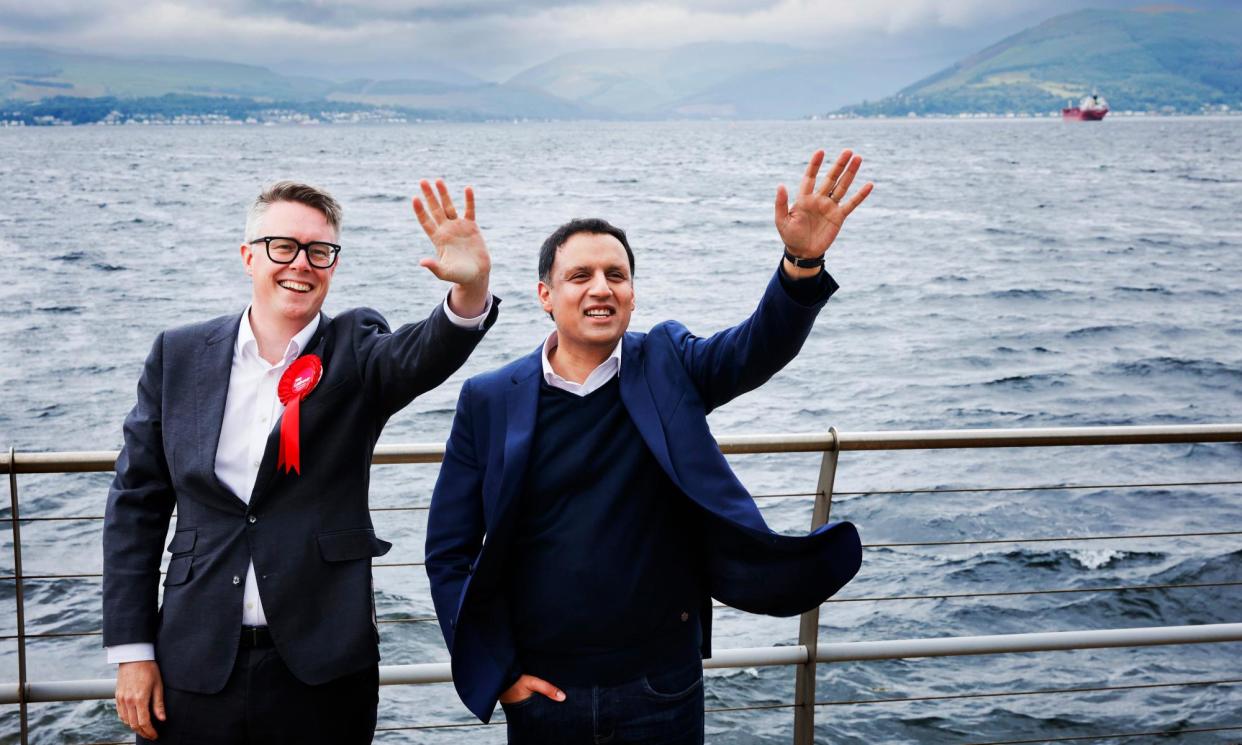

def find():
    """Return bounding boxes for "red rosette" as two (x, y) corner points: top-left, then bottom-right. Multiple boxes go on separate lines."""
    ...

(276, 354), (323, 475)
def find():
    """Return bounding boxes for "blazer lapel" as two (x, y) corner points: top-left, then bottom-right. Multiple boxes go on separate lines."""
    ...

(493, 348), (542, 524)
(618, 333), (677, 481)
(197, 311), (249, 510)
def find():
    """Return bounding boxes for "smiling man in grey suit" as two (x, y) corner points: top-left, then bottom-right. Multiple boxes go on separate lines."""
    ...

(103, 180), (496, 743)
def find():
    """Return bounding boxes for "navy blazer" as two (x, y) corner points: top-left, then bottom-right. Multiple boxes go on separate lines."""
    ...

(425, 270), (862, 722)
(103, 302), (497, 694)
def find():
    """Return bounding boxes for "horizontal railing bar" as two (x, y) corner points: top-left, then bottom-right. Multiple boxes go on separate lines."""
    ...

(835, 479), (1242, 497)
(962, 724), (1242, 745)
(828, 580), (1242, 603)
(0, 617), (442, 642)
(372, 704), (798, 732)
(6, 424), (1242, 474)
(8, 625), (1242, 705)
(868, 529), (1242, 548)
(816, 676), (1242, 707)
(6, 477), (1241, 522)
(816, 622), (1242, 663)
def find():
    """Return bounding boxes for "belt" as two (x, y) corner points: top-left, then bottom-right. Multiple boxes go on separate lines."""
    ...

(240, 626), (274, 649)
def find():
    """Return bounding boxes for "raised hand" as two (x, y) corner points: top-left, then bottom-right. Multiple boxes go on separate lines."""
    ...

(775, 149), (873, 262)
(412, 179), (491, 317)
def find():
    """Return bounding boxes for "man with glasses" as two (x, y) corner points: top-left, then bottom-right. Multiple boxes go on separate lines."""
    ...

(103, 180), (496, 743)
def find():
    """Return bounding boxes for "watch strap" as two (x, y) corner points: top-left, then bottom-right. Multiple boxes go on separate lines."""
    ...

(783, 247), (825, 269)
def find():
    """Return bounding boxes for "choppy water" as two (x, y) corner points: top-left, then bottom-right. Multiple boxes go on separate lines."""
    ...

(1, 118), (1241, 744)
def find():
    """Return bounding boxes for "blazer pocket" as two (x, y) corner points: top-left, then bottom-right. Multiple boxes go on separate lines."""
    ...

(317, 528), (393, 562)
(167, 528), (196, 555)
(164, 555), (193, 586)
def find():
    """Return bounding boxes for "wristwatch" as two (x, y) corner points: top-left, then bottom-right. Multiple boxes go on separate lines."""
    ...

(783, 247), (825, 269)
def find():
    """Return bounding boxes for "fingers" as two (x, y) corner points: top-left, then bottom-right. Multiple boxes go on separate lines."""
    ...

(134, 700), (158, 740)
(774, 184), (789, 226)
(799, 150), (825, 196)
(817, 149), (853, 198)
(828, 154), (863, 202)
(840, 181), (874, 216)
(436, 179), (458, 221)
(153, 680), (167, 721)
(411, 197), (437, 239)
(419, 180), (445, 223)
(464, 186), (475, 222)
(527, 675), (567, 702)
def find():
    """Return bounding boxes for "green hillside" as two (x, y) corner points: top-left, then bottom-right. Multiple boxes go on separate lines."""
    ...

(0, 46), (331, 101)
(838, 7), (1242, 115)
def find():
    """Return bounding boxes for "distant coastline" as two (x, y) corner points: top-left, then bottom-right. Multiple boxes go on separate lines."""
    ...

(3, 98), (1238, 127)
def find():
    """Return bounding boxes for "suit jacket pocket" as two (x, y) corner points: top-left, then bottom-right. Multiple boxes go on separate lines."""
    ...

(317, 528), (393, 562)
(167, 528), (196, 554)
(164, 555), (193, 586)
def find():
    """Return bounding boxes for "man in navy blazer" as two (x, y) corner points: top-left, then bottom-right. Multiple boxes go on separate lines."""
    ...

(104, 179), (497, 743)
(426, 149), (873, 742)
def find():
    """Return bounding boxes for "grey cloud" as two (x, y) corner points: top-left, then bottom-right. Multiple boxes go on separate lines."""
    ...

(0, 1), (120, 33)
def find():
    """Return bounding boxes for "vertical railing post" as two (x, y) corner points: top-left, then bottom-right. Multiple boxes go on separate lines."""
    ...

(8, 447), (30, 745)
(792, 428), (839, 745)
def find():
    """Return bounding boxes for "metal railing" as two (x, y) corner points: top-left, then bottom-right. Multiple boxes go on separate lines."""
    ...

(3, 423), (1242, 744)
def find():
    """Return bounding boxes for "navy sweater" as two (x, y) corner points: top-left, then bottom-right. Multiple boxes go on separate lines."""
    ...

(506, 378), (703, 685)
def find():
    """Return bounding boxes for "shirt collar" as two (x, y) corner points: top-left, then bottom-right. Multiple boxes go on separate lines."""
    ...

(540, 331), (623, 386)
(237, 306), (321, 365)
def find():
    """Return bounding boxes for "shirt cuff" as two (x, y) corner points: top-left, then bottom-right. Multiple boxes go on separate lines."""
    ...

(107, 643), (156, 664)
(442, 292), (493, 330)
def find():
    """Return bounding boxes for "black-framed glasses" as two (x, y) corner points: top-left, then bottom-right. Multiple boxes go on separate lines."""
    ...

(250, 236), (341, 269)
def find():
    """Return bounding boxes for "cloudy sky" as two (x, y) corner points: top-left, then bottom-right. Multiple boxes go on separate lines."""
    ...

(0, 0), (1162, 80)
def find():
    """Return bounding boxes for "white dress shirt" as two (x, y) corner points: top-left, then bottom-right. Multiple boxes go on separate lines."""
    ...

(108, 294), (491, 664)
(540, 331), (623, 396)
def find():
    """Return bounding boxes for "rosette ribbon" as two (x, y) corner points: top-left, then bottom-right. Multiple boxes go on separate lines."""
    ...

(277, 354), (323, 475)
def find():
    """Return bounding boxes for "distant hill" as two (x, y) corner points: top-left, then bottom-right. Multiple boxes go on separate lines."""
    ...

(508, 43), (811, 117)
(0, 45), (593, 121)
(836, 7), (1242, 116)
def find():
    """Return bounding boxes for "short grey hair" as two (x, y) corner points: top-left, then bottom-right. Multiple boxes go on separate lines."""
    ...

(244, 181), (343, 242)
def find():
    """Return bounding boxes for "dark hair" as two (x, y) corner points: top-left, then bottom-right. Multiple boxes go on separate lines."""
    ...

(538, 218), (635, 283)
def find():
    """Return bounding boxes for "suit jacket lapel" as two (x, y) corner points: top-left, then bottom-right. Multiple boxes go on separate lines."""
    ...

(494, 348), (542, 524)
(618, 333), (677, 481)
(195, 312), (248, 510)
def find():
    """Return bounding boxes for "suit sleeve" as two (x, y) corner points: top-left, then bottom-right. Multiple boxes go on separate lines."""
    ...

(354, 299), (500, 418)
(424, 381), (486, 652)
(674, 264), (838, 413)
(102, 333), (177, 648)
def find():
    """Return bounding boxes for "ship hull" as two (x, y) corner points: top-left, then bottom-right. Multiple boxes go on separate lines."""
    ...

(1062, 107), (1108, 121)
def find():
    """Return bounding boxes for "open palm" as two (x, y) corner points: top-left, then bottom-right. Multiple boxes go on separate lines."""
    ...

(775, 149), (873, 259)
(412, 179), (491, 287)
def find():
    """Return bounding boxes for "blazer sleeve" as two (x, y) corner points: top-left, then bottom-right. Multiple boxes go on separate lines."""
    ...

(353, 300), (500, 418)
(424, 380), (486, 652)
(673, 265), (838, 413)
(102, 332), (178, 647)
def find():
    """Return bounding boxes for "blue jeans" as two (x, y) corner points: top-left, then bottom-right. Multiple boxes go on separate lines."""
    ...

(500, 658), (704, 745)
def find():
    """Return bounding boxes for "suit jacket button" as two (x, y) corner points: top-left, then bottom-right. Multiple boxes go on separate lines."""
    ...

(248, 515), (257, 524)
(233, 575), (241, 585)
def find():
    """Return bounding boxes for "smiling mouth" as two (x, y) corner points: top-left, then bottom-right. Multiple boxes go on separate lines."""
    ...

(584, 308), (615, 318)
(278, 280), (313, 293)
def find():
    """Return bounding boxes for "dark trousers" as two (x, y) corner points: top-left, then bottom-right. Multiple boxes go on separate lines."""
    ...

(500, 658), (704, 745)
(137, 645), (378, 745)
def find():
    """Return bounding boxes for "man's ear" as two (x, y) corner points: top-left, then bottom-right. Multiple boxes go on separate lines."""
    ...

(537, 280), (553, 315)
(240, 243), (254, 277)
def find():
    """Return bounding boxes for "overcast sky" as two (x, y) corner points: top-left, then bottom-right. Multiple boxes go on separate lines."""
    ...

(0, 0), (1152, 80)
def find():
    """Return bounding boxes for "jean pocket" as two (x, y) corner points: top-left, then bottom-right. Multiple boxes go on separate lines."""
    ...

(641, 660), (703, 700)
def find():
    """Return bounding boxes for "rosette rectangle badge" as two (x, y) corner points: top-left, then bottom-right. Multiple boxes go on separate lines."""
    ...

(277, 354), (323, 474)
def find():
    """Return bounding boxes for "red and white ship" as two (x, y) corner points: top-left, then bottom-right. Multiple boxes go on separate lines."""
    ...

(1062, 93), (1109, 121)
